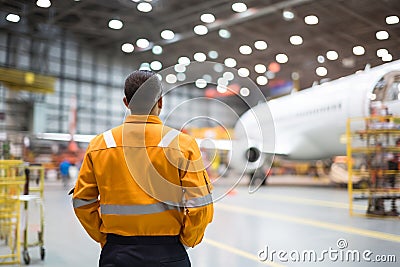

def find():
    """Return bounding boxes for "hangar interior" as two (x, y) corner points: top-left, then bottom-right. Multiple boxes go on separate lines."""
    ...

(1, 0), (399, 136)
(0, 0), (399, 266)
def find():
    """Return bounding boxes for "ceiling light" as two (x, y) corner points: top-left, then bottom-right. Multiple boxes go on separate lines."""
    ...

(217, 85), (228, 94)
(254, 64), (266, 74)
(238, 67), (250, 77)
(108, 19), (123, 30)
(178, 56), (191, 65)
(213, 64), (224, 73)
(276, 53), (288, 64)
(240, 87), (250, 97)
(200, 13), (215, 23)
(217, 77), (229, 86)
(137, 2), (152, 12)
(342, 57), (355, 68)
(223, 72), (234, 81)
(203, 75), (212, 83)
(136, 38), (150, 48)
(194, 52), (206, 62)
(166, 74), (177, 84)
(239, 45), (252, 55)
(282, 10), (294, 21)
(139, 62), (151, 71)
(254, 40), (268, 50)
(376, 30), (389, 40)
(150, 61), (162, 71)
(317, 55), (325, 63)
(291, 72), (300, 80)
(382, 53), (393, 62)
(208, 50), (218, 59)
(304, 15), (319, 25)
(121, 43), (134, 53)
(232, 2), (247, 13)
(177, 73), (186, 81)
(316, 66), (327, 77)
(386, 15), (399, 25)
(289, 35), (303, 45)
(376, 48), (388, 58)
(218, 29), (231, 39)
(152, 45), (163, 55)
(6, 13), (20, 23)
(161, 29), (175, 40)
(193, 25), (208, 35)
(256, 76), (268, 86)
(352, 45), (365, 56)
(195, 79), (207, 89)
(326, 50), (338, 60)
(267, 71), (276, 79)
(36, 0), (51, 8)
(224, 58), (237, 68)
(174, 64), (186, 73)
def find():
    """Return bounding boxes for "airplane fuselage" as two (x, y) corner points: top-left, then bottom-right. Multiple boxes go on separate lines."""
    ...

(236, 60), (400, 160)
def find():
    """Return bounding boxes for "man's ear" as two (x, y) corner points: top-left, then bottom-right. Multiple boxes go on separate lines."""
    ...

(157, 97), (163, 109)
(123, 97), (129, 108)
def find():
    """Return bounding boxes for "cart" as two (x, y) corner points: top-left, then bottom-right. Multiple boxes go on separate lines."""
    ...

(0, 160), (25, 265)
(20, 165), (45, 264)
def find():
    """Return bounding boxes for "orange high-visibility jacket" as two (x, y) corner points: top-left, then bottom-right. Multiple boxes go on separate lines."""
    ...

(73, 115), (213, 247)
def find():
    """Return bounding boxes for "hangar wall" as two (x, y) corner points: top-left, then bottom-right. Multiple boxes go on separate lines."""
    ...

(0, 30), (239, 136)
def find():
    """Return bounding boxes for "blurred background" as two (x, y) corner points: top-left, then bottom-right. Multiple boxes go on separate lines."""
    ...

(0, 0), (399, 266)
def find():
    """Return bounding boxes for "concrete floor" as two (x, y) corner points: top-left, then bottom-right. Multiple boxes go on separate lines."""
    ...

(8, 175), (400, 266)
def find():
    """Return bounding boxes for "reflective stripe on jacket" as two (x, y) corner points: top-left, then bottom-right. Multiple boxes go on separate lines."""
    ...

(73, 115), (213, 247)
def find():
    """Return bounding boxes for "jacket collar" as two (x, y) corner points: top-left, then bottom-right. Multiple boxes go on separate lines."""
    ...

(124, 115), (162, 124)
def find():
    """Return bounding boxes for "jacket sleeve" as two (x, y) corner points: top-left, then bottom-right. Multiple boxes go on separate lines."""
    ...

(179, 139), (214, 248)
(72, 147), (107, 247)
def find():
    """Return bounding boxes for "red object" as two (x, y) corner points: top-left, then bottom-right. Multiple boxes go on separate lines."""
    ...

(268, 62), (280, 73)
(68, 140), (79, 152)
(227, 188), (237, 196)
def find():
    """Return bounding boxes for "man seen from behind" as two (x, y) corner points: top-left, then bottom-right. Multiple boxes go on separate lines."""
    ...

(72, 70), (214, 267)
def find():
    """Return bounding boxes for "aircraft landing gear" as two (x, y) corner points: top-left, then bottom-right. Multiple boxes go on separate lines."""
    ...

(249, 168), (269, 188)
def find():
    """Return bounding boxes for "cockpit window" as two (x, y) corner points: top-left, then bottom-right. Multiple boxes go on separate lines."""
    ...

(386, 78), (400, 101)
(372, 78), (386, 101)
(371, 71), (400, 102)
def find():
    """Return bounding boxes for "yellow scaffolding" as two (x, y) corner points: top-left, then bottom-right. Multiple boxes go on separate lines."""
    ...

(0, 67), (55, 94)
(0, 160), (25, 265)
(347, 116), (400, 217)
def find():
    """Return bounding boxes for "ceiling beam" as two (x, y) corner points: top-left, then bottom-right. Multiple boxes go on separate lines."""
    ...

(334, 3), (400, 43)
(137, 0), (316, 52)
(50, 0), (93, 24)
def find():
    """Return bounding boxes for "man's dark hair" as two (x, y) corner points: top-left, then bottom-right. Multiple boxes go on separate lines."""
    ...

(124, 70), (156, 104)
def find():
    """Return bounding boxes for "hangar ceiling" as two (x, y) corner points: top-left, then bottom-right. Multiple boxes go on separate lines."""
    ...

(1, 0), (400, 95)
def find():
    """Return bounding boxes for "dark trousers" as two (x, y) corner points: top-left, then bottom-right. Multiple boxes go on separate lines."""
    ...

(99, 234), (191, 267)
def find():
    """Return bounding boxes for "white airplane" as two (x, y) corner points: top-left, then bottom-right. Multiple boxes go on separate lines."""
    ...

(231, 59), (400, 180)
